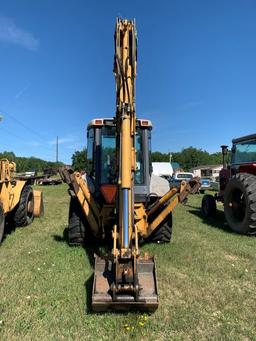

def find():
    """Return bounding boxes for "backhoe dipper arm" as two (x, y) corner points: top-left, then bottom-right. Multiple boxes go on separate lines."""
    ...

(114, 18), (137, 252)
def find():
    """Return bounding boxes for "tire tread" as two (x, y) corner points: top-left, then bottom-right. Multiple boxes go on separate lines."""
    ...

(68, 198), (90, 245)
(13, 185), (34, 227)
(224, 173), (256, 234)
(148, 213), (172, 243)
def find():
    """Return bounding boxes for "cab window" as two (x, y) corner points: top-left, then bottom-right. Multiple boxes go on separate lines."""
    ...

(101, 126), (116, 183)
(87, 128), (94, 174)
(135, 130), (144, 184)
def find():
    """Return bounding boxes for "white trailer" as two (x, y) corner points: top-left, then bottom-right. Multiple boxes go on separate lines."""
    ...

(152, 162), (173, 178)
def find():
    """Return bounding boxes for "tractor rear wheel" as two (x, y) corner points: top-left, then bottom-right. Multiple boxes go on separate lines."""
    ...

(0, 204), (5, 243)
(201, 194), (216, 218)
(13, 185), (34, 227)
(68, 197), (91, 245)
(149, 213), (172, 243)
(224, 173), (256, 234)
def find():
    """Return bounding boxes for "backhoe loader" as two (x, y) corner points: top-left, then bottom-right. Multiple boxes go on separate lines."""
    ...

(59, 18), (200, 312)
(0, 159), (44, 242)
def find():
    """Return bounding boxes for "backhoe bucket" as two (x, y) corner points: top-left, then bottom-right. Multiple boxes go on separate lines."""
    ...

(92, 255), (158, 312)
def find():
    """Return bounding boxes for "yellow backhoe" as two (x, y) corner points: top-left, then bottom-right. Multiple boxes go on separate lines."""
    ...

(59, 18), (199, 312)
(0, 159), (44, 242)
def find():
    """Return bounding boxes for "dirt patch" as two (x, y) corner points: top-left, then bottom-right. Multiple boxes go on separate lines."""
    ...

(224, 254), (238, 261)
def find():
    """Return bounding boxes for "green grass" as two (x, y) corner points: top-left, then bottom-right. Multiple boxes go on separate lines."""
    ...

(0, 185), (255, 340)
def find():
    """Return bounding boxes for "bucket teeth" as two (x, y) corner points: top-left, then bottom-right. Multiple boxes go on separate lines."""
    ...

(92, 255), (158, 312)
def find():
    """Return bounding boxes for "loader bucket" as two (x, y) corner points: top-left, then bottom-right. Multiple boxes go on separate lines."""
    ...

(92, 255), (158, 312)
(33, 190), (44, 217)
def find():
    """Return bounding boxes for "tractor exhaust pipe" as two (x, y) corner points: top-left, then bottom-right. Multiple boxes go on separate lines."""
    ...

(221, 145), (228, 169)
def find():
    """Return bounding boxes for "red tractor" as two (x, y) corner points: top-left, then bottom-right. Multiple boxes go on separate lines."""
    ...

(201, 134), (256, 235)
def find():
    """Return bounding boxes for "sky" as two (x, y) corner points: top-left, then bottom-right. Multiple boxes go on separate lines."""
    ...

(0, 0), (256, 164)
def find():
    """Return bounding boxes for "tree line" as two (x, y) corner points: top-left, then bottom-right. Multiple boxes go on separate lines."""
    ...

(152, 147), (224, 171)
(0, 147), (224, 173)
(71, 147), (224, 172)
(0, 151), (63, 173)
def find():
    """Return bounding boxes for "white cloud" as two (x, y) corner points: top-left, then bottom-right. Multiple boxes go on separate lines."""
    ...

(0, 16), (39, 51)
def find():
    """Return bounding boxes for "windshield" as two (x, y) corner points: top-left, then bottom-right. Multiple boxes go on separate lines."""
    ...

(177, 173), (193, 179)
(100, 126), (144, 185)
(232, 141), (256, 164)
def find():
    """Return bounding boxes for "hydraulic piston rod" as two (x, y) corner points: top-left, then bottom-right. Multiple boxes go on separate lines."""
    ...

(122, 188), (129, 248)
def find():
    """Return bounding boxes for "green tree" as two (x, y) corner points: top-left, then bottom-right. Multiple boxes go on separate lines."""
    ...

(0, 151), (64, 173)
(0, 151), (16, 161)
(210, 152), (223, 165)
(71, 149), (88, 171)
(171, 147), (223, 171)
(151, 151), (169, 162)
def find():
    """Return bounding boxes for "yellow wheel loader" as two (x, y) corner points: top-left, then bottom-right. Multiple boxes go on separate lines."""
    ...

(59, 18), (200, 312)
(0, 159), (44, 243)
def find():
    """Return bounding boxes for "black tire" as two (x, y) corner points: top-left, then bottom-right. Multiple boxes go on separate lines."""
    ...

(224, 173), (256, 235)
(0, 204), (5, 243)
(148, 213), (173, 243)
(201, 194), (216, 218)
(200, 189), (205, 194)
(68, 197), (90, 245)
(13, 185), (34, 227)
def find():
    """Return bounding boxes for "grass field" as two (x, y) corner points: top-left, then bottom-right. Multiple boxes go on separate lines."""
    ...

(0, 184), (255, 340)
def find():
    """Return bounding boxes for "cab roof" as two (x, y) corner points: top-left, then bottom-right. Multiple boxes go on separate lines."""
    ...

(232, 134), (256, 144)
(87, 118), (152, 130)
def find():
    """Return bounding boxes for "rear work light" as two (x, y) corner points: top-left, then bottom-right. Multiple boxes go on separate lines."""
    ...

(95, 119), (103, 125)
(141, 120), (149, 126)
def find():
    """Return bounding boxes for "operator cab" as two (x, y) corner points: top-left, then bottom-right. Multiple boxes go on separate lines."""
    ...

(231, 134), (256, 176)
(86, 118), (152, 202)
